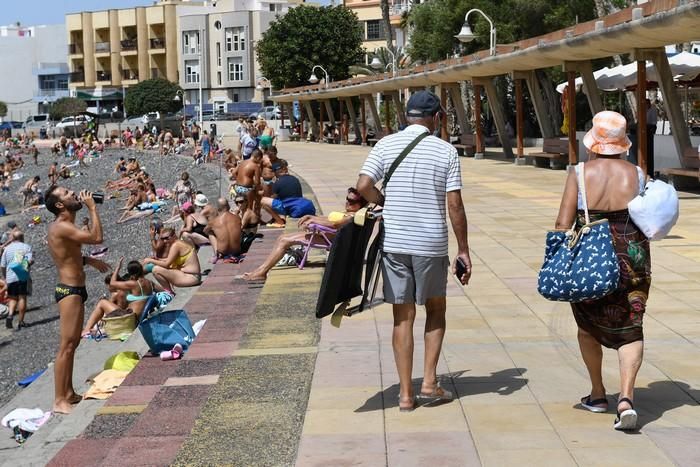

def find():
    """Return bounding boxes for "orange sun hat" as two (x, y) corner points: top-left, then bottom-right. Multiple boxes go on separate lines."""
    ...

(583, 110), (632, 155)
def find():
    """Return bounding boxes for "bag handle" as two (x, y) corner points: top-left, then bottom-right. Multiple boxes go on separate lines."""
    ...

(576, 162), (591, 225)
(382, 132), (429, 191)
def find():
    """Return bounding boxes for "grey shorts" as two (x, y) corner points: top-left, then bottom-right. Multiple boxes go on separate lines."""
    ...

(381, 252), (449, 305)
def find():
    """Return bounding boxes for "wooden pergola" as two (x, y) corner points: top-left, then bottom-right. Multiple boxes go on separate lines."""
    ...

(273, 0), (700, 173)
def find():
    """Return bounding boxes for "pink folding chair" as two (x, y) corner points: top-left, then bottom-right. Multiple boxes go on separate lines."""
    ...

(298, 223), (336, 269)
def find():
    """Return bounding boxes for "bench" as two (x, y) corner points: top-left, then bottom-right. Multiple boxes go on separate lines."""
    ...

(367, 138), (379, 147)
(453, 134), (476, 157)
(526, 138), (573, 169)
(660, 148), (700, 188)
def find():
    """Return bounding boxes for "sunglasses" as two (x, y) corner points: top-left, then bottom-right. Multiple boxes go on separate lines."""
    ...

(346, 197), (361, 204)
(235, 200), (245, 204)
(160, 235), (174, 240)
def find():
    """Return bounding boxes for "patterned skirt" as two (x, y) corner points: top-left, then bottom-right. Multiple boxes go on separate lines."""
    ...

(570, 209), (651, 349)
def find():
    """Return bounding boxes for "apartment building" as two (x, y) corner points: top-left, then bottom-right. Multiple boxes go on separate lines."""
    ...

(343, 0), (413, 61)
(176, 0), (300, 114)
(0, 24), (68, 121)
(65, 2), (183, 112)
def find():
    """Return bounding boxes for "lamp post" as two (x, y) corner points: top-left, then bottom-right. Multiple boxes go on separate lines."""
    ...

(173, 89), (185, 139)
(370, 48), (396, 77)
(255, 76), (272, 104)
(455, 8), (497, 56)
(308, 65), (330, 89)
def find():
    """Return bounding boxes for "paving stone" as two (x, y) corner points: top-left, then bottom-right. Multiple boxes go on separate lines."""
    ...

(184, 341), (236, 359)
(80, 414), (140, 440)
(100, 435), (187, 467)
(103, 385), (160, 407)
(47, 439), (108, 467)
(173, 358), (228, 378)
(126, 406), (201, 437)
(150, 384), (212, 408)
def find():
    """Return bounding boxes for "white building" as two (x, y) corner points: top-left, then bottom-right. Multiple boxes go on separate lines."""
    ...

(176, 0), (301, 116)
(0, 24), (68, 122)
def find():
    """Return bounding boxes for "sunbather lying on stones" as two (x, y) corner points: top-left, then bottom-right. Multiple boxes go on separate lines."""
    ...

(82, 258), (160, 337)
(142, 228), (202, 294)
(242, 188), (367, 281)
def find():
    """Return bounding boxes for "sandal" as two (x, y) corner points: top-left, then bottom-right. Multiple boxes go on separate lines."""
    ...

(417, 384), (454, 402)
(398, 396), (416, 413)
(580, 394), (608, 413)
(613, 397), (638, 431)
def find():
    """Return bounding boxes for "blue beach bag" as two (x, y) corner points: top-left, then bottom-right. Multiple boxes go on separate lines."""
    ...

(138, 296), (196, 354)
(537, 163), (620, 303)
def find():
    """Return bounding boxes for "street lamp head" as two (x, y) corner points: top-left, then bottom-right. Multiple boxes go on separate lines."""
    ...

(455, 24), (477, 43)
(308, 73), (319, 84)
(370, 56), (382, 69)
(255, 84), (263, 91)
(173, 94), (181, 101)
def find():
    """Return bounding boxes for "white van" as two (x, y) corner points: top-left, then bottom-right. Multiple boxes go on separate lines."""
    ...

(23, 114), (52, 132)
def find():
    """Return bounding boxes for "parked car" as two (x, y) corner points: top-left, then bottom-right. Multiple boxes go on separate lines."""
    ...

(248, 106), (281, 121)
(56, 115), (91, 137)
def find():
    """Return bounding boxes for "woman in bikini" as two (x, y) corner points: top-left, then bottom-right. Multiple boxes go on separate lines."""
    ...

(81, 258), (159, 337)
(181, 196), (210, 246)
(143, 227), (202, 294)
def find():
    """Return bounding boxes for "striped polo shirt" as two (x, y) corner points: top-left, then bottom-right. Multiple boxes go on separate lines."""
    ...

(359, 124), (462, 257)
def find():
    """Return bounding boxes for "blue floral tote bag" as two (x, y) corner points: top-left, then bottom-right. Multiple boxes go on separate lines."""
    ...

(537, 163), (620, 303)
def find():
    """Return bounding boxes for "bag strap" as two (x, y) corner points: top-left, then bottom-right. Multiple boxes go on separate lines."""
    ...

(382, 132), (429, 191)
(576, 162), (591, 225)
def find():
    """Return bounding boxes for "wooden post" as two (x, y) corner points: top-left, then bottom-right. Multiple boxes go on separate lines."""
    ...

(567, 71), (577, 165)
(318, 101), (325, 143)
(474, 84), (483, 156)
(439, 86), (448, 141)
(345, 98), (361, 144)
(383, 95), (392, 134)
(300, 104), (305, 141)
(360, 98), (367, 146)
(446, 84), (469, 141)
(339, 99), (346, 144)
(637, 60), (647, 174)
(515, 78), (524, 159)
(390, 92), (407, 127)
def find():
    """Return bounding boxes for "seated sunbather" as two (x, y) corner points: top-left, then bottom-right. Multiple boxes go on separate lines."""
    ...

(143, 228), (202, 294)
(242, 188), (367, 281)
(82, 261), (159, 337)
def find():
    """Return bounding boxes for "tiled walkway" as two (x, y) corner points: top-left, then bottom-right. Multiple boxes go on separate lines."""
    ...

(280, 142), (700, 467)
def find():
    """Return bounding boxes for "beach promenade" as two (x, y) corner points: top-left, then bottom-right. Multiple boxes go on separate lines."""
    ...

(19, 141), (700, 466)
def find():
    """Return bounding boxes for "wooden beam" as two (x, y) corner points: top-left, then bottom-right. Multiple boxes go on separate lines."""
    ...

(474, 84), (484, 156)
(324, 100), (336, 128)
(364, 94), (383, 137)
(318, 101), (325, 143)
(439, 85), (448, 141)
(303, 101), (318, 140)
(383, 95), (393, 134)
(474, 77), (514, 159)
(360, 98), (367, 146)
(514, 70), (554, 138)
(567, 71), (577, 165)
(390, 92), (407, 127)
(339, 99), (347, 144)
(515, 78), (524, 159)
(563, 61), (603, 115)
(445, 83), (470, 143)
(637, 60), (647, 174)
(345, 98), (362, 144)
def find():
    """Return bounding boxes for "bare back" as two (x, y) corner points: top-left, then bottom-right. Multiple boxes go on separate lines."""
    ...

(210, 212), (242, 255)
(582, 159), (641, 211)
(236, 160), (259, 187)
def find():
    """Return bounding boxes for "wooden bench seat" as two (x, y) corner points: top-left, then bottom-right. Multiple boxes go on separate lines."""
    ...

(526, 138), (572, 169)
(453, 134), (476, 157)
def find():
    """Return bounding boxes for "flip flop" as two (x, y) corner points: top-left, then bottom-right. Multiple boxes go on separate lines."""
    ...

(398, 396), (416, 413)
(581, 395), (608, 413)
(614, 397), (638, 431)
(417, 385), (454, 402)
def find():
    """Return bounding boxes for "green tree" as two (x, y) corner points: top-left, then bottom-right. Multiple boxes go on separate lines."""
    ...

(49, 97), (87, 121)
(0, 101), (7, 118)
(124, 78), (182, 117)
(256, 5), (365, 89)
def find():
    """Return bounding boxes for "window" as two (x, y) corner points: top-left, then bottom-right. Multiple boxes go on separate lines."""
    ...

(225, 27), (245, 52)
(217, 71), (222, 85)
(269, 4), (276, 12)
(216, 42), (221, 66)
(183, 30), (200, 54)
(185, 59), (200, 83)
(227, 57), (243, 81)
(233, 93), (239, 102)
(366, 20), (384, 41)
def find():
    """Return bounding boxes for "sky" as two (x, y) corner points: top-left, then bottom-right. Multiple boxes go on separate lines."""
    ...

(0, 0), (154, 27)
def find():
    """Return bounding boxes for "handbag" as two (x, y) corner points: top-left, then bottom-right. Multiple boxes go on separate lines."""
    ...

(628, 178), (679, 240)
(537, 163), (620, 302)
(101, 309), (137, 340)
(138, 296), (196, 353)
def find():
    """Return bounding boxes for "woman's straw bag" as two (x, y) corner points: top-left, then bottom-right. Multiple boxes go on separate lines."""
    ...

(101, 309), (136, 340)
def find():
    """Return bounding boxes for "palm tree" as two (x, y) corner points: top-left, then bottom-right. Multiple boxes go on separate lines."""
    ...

(380, 0), (393, 51)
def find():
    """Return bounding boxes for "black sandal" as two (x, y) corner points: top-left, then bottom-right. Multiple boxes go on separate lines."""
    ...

(580, 395), (608, 413)
(614, 397), (637, 431)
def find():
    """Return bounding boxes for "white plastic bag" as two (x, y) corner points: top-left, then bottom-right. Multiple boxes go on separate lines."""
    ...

(628, 179), (679, 240)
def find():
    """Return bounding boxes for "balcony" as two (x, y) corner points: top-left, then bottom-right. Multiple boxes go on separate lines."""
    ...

(150, 37), (166, 50)
(120, 39), (137, 51)
(96, 70), (112, 82)
(389, 2), (411, 15)
(34, 88), (70, 98)
(68, 43), (83, 55)
(122, 69), (139, 81)
(95, 42), (110, 54)
(69, 71), (85, 83)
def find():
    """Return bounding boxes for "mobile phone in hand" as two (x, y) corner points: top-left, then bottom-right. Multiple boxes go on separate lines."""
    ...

(455, 257), (468, 279)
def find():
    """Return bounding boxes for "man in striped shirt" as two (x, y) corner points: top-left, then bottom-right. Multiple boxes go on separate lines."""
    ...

(357, 90), (472, 412)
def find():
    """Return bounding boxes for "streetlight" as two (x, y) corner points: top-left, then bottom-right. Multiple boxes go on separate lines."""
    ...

(308, 65), (330, 88)
(173, 89), (185, 139)
(455, 8), (497, 56)
(256, 76), (272, 104)
(370, 48), (396, 77)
